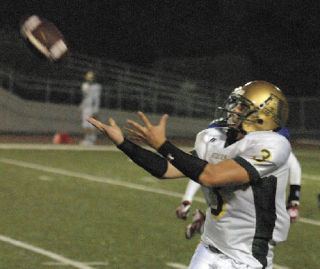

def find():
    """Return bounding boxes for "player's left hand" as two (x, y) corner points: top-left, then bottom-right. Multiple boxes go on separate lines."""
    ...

(126, 111), (169, 149)
(287, 204), (299, 223)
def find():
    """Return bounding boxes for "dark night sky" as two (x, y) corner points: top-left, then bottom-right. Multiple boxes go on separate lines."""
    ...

(1, 0), (320, 95)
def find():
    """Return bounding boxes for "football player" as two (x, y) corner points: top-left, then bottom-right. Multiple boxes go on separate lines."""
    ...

(176, 126), (301, 240)
(79, 71), (102, 146)
(88, 81), (291, 269)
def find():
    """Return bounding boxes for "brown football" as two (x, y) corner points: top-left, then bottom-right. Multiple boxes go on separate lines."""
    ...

(21, 15), (68, 61)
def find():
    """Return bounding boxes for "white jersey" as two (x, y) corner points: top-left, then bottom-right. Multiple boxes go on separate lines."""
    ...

(194, 127), (291, 269)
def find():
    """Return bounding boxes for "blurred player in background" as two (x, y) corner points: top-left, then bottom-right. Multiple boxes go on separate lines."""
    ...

(88, 80), (292, 269)
(79, 71), (102, 146)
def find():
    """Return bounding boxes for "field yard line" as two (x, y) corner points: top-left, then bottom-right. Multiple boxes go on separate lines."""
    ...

(0, 143), (192, 152)
(1, 158), (319, 227)
(1, 143), (318, 157)
(299, 217), (320, 226)
(0, 235), (94, 269)
(167, 262), (187, 268)
(166, 262), (288, 269)
(0, 157), (203, 203)
(302, 174), (320, 182)
(1, 144), (319, 182)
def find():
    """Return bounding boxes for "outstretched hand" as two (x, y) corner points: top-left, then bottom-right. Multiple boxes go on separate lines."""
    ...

(126, 111), (169, 149)
(87, 117), (124, 145)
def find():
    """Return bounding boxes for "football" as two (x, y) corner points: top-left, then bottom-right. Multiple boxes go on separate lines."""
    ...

(21, 15), (68, 61)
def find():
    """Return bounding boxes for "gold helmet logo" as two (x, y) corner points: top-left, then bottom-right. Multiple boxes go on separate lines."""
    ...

(240, 81), (288, 132)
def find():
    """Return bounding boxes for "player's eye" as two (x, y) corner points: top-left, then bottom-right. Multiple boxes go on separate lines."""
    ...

(240, 103), (249, 111)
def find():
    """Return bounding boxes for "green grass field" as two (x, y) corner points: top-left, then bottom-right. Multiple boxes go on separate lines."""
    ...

(0, 144), (319, 269)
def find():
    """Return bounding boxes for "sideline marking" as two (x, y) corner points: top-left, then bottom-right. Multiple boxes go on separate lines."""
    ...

(1, 157), (319, 228)
(0, 235), (94, 269)
(0, 143), (117, 151)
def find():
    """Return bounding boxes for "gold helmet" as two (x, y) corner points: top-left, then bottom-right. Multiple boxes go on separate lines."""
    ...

(218, 81), (289, 132)
(85, 71), (95, 82)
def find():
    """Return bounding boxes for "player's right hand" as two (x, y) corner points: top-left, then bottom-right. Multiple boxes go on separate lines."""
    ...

(87, 117), (124, 145)
(176, 201), (191, 220)
(185, 209), (205, 239)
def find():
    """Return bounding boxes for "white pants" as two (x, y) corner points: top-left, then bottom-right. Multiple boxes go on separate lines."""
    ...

(188, 243), (253, 269)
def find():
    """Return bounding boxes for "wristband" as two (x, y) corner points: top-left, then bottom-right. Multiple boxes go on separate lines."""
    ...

(157, 140), (208, 183)
(287, 184), (301, 205)
(117, 138), (168, 178)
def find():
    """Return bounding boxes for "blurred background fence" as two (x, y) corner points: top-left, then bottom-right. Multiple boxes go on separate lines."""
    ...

(1, 66), (320, 140)
(0, 28), (319, 141)
(0, 66), (220, 118)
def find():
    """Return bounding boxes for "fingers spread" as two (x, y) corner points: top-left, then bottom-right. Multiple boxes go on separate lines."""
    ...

(109, 118), (116, 127)
(160, 114), (169, 127)
(126, 135), (145, 143)
(126, 119), (146, 133)
(87, 117), (98, 125)
(124, 126), (146, 140)
(87, 117), (107, 133)
(87, 117), (101, 128)
(137, 111), (152, 128)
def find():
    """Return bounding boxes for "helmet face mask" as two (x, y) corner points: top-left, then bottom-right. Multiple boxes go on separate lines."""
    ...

(216, 81), (288, 132)
(216, 93), (258, 130)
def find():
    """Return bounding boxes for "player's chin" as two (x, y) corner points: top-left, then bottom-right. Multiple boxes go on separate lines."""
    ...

(229, 121), (241, 130)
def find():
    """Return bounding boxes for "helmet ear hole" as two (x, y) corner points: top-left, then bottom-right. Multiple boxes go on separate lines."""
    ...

(257, 119), (263, 124)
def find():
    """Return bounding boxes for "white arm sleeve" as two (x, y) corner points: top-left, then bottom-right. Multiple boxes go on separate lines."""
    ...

(182, 180), (201, 202)
(287, 152), (301, 186)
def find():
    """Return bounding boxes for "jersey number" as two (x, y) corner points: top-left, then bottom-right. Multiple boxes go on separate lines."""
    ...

(254, 149), (271, 163)
(210, 189), (226, 220)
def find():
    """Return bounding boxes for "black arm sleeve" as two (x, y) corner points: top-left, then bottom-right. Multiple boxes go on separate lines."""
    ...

(117, 138), (168, 178)
(157, 141), (208, 183)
